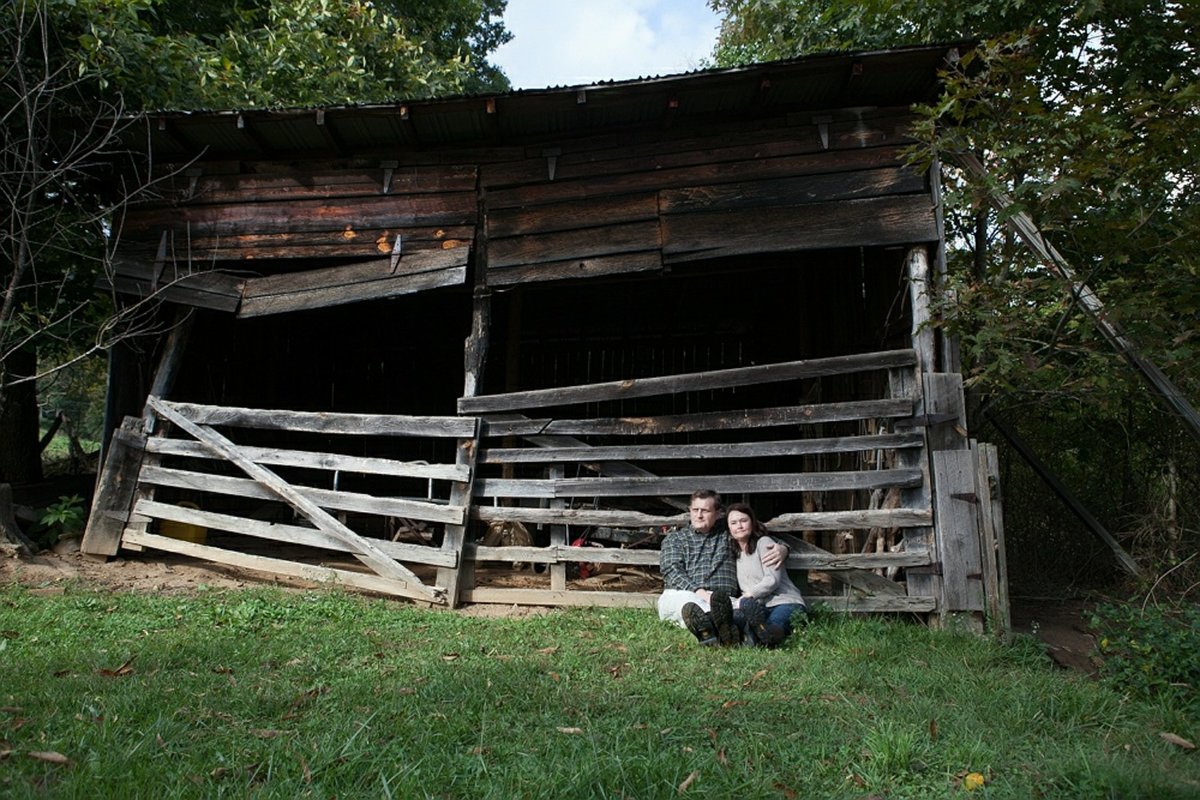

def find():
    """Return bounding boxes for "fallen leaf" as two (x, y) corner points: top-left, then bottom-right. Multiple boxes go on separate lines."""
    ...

(252, 729), (281, 739)
(720, 700), (744, 710)
(964, 772), (985, 791)
(682, 746), (694, 753)
(470, 746), (489, 755)
(156, 734), (165, 748)
(98, 656), (136, 678)
(660, 727), (674, 735)
(556, 726), (583, 734)
(0, 749), (13, 760)
(300, 756), (312, 784)
(716, 748), (728, 766)
(28, 751), (70, 765)
(441, 653), (460, 662)
(212, 666), (233, 674)
(548, 671), (560, 681)
(706, 728), (718, 746)
(772, 782), (798, 799)
(929, 718), (938, 741)
(1160, 732), (1196, 750)
(742, 668), (769, 688)
(210, 766), (228, 780)
(677, 770), (698, 793)
(536, 646), (558, 655)
(397, 687), (416, 696)
(0, 707), (21, 714)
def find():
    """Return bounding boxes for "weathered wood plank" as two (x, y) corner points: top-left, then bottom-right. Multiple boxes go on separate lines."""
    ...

(488, 193), (659, 238)
(479, 432), (925, 464)
(462, 350), (916, 413)
(240, 248), (468, 297)
(661, 195), (937, 263)
(467, 543), (661, 566)
(487, 251), (662, 286)
(137, 464), (466, 525)
(474, 505), (687, 529)
(805, 595), (937, 613)
(148, 396), (442, 600)
(107, 261), (244, 311)
(471, 505), (931, 532)
(458, 587), (659, 608)
(158, 401), (476, 438)
(135, 499), (457, 567)
(931, 450), (985, 612)
(145, 438), (469, 482)
(124, 191), (477, 236)
(121, 226), (473, 262)
(764, 508), (932, 532)
(476, 469), (923, 498)
(658, 167), (926, 214)
(486, 145), (906, 208)
(488, 220), (661, 269)
(123, 530), (443, 604)
(238, 265), (466, 317)
(184, 164), (478, 204)
(978, 441), (1011, 636)
(81, 418), (146, 557)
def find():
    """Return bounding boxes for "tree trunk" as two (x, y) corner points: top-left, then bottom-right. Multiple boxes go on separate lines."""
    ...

(0, 346), (44, 484)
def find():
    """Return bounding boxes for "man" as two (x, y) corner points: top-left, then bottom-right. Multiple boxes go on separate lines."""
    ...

(657, 489), (787, 641)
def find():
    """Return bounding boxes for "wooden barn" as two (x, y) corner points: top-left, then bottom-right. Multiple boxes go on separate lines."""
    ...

(82, 43), (1008, 628)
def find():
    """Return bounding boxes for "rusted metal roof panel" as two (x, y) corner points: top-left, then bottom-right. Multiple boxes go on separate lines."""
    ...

(136, 43), (967, 162)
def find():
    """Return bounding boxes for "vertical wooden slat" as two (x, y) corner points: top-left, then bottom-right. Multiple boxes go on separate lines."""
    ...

(549, 464), (567, 591)
(932, 450), (985, 614)
(81, 417), (147, 557)
(973, 441), (1010, 637)
(906, 246), (935, 373)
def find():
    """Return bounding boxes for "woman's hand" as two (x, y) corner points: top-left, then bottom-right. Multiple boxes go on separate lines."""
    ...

(761, 542), (789, 569)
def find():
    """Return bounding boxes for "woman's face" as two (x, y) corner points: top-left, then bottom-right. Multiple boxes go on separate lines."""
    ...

(727, 510), (753, 548)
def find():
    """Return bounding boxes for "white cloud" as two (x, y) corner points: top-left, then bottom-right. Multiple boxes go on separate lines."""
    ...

(493, 0), (721, 89)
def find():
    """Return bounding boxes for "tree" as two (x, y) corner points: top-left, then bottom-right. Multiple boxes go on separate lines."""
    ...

(709, 1), (1200, 585)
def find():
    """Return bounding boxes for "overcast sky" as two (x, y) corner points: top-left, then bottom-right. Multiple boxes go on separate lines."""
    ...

(492, 0), (722, 89)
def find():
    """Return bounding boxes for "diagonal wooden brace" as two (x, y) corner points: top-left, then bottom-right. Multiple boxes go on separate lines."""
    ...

(146, 396), (445, 603)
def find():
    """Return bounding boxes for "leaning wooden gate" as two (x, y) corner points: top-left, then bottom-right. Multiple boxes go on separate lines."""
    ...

(82, 397), (477, 605)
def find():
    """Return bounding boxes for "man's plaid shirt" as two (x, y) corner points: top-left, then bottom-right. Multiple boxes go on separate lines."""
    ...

(659, 523), (738, 595)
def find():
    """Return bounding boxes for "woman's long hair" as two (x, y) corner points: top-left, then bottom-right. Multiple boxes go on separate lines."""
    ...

(726, 502), (768, 557)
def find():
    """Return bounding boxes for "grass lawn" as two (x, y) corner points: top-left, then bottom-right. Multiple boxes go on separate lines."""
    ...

(0, 584), (1195, 799)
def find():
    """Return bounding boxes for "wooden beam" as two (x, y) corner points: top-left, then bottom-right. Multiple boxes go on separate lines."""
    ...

(475, 468), (923, 498)
(158, 402), (475, 438)
(459, 587), (659, 608)
(985, 413), (1140, 577)
(146, 396), (445, 602)
(776, 533), (906, 596)
(145, 438), (469, 482)
(461, 350), (916, 413)
(931, 450), (985, 612)
(123, 530), (441, 603)
(471, 505), (931, 532)
(479, 432), (925, 464)
(480, 398), (914, 437)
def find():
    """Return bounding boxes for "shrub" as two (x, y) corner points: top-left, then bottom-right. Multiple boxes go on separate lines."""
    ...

(1090, 601), (1200, 712)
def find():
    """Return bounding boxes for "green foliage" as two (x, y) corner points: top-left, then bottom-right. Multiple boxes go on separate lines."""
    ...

(1091, 602), (1200, 713)
(2, 587), (1198, 797)
(52, 0), (510, 109)
(34, 494), (85, 544)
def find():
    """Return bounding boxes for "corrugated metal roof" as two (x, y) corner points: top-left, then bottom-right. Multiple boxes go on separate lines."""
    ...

(138, 43), (969, 161)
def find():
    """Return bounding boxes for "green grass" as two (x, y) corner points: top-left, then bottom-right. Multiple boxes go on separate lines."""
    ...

(0, 586), (1196, 799)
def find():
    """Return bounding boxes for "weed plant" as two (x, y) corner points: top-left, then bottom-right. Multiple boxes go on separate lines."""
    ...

(1091, 601), (1200, 717)
(1, 585), (1196, 799)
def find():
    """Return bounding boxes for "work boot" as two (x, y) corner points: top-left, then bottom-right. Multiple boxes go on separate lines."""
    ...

(742, 597), (786, 648)
(682, 603), (719, 646)
(709, 591), (739, 647)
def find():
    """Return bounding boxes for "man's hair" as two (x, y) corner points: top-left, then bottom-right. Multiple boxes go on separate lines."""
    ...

(690, 489), (722, 507)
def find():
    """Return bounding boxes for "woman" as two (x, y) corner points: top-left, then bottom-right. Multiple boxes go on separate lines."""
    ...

(726, 502), (807, 647)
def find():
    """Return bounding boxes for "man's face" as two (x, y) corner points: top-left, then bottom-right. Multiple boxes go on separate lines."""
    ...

(689, 497), (719, 533)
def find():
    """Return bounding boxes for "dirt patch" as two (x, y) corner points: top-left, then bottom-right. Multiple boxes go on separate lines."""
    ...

(1011, 597), (1100, 676)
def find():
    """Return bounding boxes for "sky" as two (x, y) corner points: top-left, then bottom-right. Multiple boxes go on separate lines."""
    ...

(492, 0), (723, 90)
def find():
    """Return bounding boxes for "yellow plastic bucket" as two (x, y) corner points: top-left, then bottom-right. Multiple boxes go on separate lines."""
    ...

(159, 501), (207, 545)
